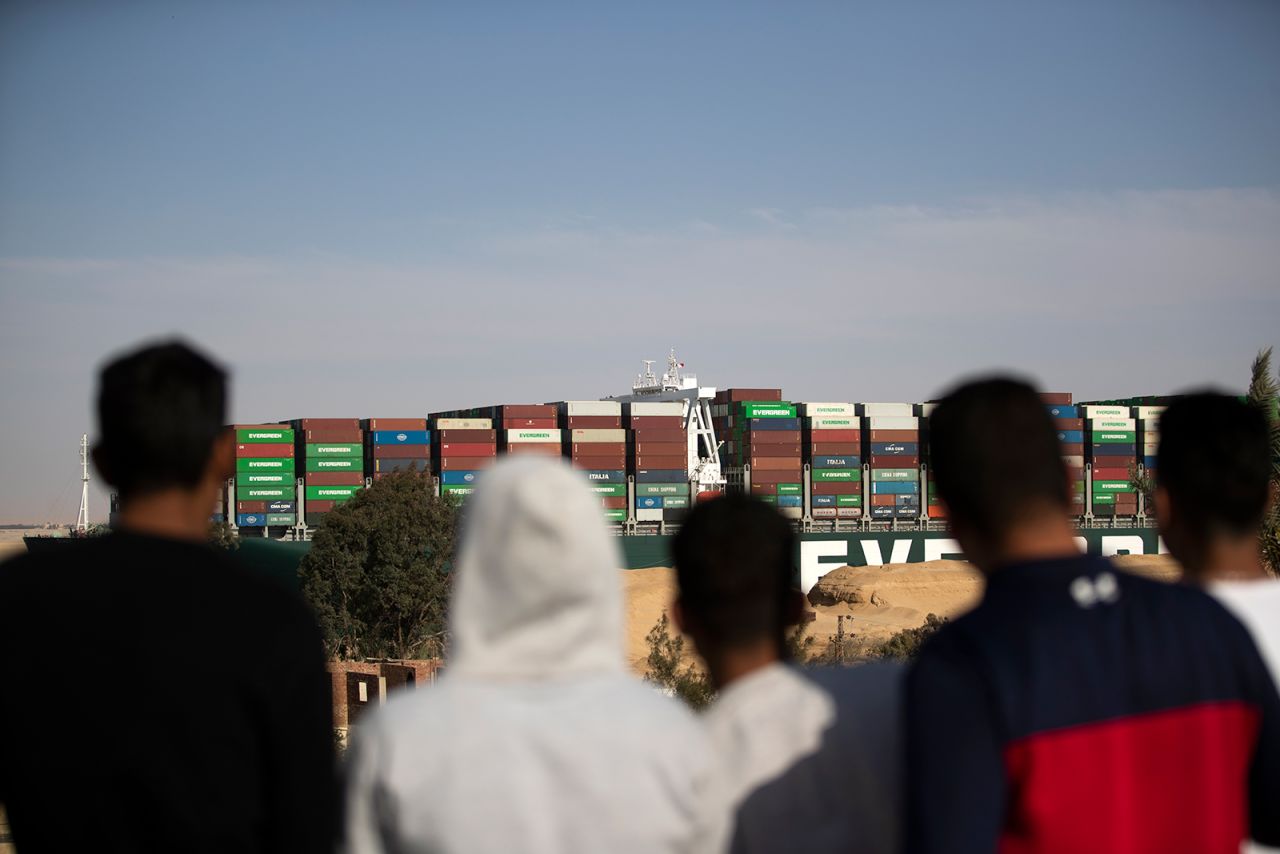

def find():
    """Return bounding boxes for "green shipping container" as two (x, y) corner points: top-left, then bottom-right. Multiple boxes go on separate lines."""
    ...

(1091, 432), (1136, 444)
(811, 469), (858, 483)
(236, 485), (292, 501)
(735, 402), (797, 419)
(305, 457), (362, 472)
(266, 513), (296, 525)
(236, 471), (292, 486)
(776, 483), (802, 495)
(602, 509), (627, 522)
(1092, 492), (1116, 505)
(662, 496), (690, 509)
(441, 485), (475, 497)
(836, 495), (862, 507)
(236, 457), (295, 473)
(305, 443), (362, 456)
(1093, 480), (1134, 492)
(236, 427), (294, 443)
(635, 483), (688, 497)
(871, 469), (918, 482)
(588, 484), (628, 498)
(305, 484), (362, 501)
(757, 494), (778, 504)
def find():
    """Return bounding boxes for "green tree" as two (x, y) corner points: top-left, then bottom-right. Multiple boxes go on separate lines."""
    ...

(642, 612), (715, 710)
(867, 613), (947, 662)
(1246, 347), (1280, 576)
(299, 471), (456, 660)
(208, 520), (239, 550)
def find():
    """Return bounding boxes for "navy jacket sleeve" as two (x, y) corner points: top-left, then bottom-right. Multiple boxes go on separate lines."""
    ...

(1249, 653), (1280, 845)
(905, 633), (1006, 854)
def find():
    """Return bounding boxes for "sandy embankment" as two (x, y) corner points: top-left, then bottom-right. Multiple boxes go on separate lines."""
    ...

(621, 554), (1181, 675)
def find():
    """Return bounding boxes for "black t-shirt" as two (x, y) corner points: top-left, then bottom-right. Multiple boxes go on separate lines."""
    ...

(0, 531), (337, 853)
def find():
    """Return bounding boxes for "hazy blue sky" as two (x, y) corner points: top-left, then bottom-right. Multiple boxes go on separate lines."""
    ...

(2, 2), (1278, 521)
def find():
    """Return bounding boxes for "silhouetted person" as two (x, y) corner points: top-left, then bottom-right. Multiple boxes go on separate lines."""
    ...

(672, 495), (901, 854)
(0, 341), (336, 853)
(907, 377), (1280, 854)
(342, 457), (718, 854)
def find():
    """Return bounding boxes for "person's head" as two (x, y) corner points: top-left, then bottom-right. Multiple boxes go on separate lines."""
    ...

(671, 495), (801, 685)
(929, 377), (1073, 571)
(448, 457), (625, 679)
(1154, 392), (1272, 578)
(93, 340), (232, 506)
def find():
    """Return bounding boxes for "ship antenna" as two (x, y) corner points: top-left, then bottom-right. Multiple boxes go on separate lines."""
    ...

(76, 433), (90, 532)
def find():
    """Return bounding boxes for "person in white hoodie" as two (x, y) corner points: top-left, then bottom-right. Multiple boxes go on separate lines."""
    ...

(671, 494), (902, 854)
(342, 456), (719, 854)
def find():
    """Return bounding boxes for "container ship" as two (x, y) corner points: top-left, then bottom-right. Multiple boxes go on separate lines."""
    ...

(210, 351), (1172, 581)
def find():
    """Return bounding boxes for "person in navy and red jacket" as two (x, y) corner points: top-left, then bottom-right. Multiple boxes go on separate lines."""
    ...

(906, 377), (1280, 854)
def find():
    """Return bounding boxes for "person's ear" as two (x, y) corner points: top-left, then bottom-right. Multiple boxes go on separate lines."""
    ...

(208, 429), (235, 482)
(783, 589), (806, 628)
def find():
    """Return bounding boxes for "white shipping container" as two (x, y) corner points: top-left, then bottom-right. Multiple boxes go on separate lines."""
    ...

(798, 402), (857, 417)
(836, 507), (863, 518)
(861, 402), (914, 417)
(779, 507), (802, 519)
(629, 401), (684, 416)
(636, 508), (664, 522)
(1143, 442), (1160, 454)
(1063, 455), (1085, 468)
(571, 428), (627, 442)
(563, 400), (622, 416)
(919, 403), (939, 417)
(1089, 419), (1136, 430)
(867, 416), (919, 431)
(1136, 406), (1166, 420)
(811, 507), (838, 518)
(1082, 406), (1130, 419)
(435, 418), (493, 429)
(506, 429), (562, 444)
(809, 416), (861, 430)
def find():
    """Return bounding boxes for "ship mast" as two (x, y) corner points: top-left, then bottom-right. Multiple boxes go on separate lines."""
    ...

(75, 433), (90, 532)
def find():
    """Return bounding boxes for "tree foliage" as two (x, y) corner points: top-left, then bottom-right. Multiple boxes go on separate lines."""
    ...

(643, 612), (716, 710)
(208, 520), (239, 550)
(299, 471), (456, 660)
(1246, 347), (1280, 576)
(867, 613), (947, 662)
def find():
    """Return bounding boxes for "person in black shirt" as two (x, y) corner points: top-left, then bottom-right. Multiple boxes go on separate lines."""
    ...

(0, 341), (336, 853)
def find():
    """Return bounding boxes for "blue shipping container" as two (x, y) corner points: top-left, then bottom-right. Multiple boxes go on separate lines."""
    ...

(870, 442), (917, 456)
(440, 470), (481, 485)
(1057, 431), (1084, 444)
(895, 494), (920, 507)
(811, 494), (836, 507)
(870, 505), (895, 519)
(871, 482), (921, 495)
(1091, 444), (1135, 457)
(637, 496), (665, 509)
(745, 418), (801, 431)
(895, 506), (918, 519)
(634, 469), (687, 483)
(210, 513), (225, 523)
(1142, 455), (1157, 469)
(582, 469), (627, 483)
(371, 430), (430, 445)
(776, 495), (802, 508)
(810, 455), (859, 469)
(1046, 405), (1079, 418)
(236, 513), (266, 527)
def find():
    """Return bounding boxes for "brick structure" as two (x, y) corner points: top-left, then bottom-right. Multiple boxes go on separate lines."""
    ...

(326, 659), (443, 729)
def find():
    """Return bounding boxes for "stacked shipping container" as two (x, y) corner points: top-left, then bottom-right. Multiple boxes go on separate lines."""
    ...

(233, 424), (296, 529)
(799, 402), (862, 522)
(627, 400), (688, 523)
(863, 403), (920, 520)
(294, 419), (364, 527)
(1044, 393), (1086, 517)
(1083, 405), (1138, 517)
(432, 413), (496, 501)
(364, 419), (431, 479)
(1137, 406), (1163, 481)
(560, 401), (627, 522)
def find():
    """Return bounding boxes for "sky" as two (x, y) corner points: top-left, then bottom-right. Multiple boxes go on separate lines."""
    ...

(1, 1), (1278, 522)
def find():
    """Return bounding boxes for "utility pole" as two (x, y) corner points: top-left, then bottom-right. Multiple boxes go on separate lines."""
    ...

(75, 433), (90, 532)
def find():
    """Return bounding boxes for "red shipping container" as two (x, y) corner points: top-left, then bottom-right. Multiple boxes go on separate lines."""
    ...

(504, 417), (558, 429)
(628, 416), (683, 429)
(567, 416), (622, 428)
(438, 443), (497, 457)
(870, 455), (919, 467)
(304, 429), (363, 443)
(1053, 418), (1085, 431)
(306, 472), (364, 486)
(717, 388), (782, 402)
(439, 456), (497, 470)
(365, 418), (427, 431)
(806, 429), (860, 442)
(868, 430), (918, 443)
(500, 404), (557, 419)
(928, 506), (948, 519)
(1061, 443), (1085, 456)
(504, 444), (562, 456)
(438, 430), (497, 442)
(601, 497), (627, 510)
(746, 443), (802, 456)
(871, 495), (897, 507)
(373, 444), (430, 458)
(633, 455), (688, 470)
(750, 483), (778, 495)
(633, 442), (686, 456)
(811, 482), (861, 495)
(1040, 392), (1073, 405)
(374, 470), (429, 480)
(572, 456), (626, 470)
(746, 430), (802, 443)
(236, 501), (267, 512)
(751, 457), (803, 470)
(237, 443), (295, 458)
(297, 419), (360, 430)
(809, 443), (859, 455)
(1092, 467), (1132, 481)
(307, 500), (337, 512)
(631, 428), (686, 443)
(751, 469), (803, 484)
(572, 442), (626, 456)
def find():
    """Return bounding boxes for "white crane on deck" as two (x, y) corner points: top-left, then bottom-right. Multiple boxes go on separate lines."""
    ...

(609, 349), (725, 496)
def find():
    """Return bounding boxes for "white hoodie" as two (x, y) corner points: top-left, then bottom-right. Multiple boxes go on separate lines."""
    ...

(343, 457), (718, 854)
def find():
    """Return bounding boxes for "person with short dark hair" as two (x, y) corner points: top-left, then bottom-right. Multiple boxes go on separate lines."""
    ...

(0, 340), (337, 853)
(907, 377), (1280, 854)
(673, 495), (902, 854)
(1155, 392), (1280, 852)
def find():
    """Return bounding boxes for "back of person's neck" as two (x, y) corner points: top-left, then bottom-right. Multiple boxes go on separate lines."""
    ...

(1184, 535), (1269, 584)
(705, 641), (782, 693)
(115, 489), (212, 544)
(986, 512), (1081, 572)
